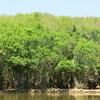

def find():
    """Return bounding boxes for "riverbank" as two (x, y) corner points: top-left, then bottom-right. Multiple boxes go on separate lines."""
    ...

(30, 88), (100, 95)
(1, 88), (100, 95)
(68, 89), (100, 95)
(0, 89), (29, 93)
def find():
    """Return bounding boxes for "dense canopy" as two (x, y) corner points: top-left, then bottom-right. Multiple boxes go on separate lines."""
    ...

(0, 12), (100, 89)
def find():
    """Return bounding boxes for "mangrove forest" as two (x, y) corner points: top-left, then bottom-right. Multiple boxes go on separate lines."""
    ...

(0, 12), (100, 90)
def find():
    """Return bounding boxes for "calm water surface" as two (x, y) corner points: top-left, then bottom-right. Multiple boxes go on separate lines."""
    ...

(0, 93), (100, 100)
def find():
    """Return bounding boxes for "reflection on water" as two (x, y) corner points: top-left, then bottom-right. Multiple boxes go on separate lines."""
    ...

(0, 93), (100, 100)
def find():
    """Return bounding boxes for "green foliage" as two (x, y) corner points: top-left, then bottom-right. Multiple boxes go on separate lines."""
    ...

(55, 59), (75, 72)
(0, 13), (100, 89)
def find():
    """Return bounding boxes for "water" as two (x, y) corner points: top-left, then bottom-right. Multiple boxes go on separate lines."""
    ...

(0, 93), (100, 100)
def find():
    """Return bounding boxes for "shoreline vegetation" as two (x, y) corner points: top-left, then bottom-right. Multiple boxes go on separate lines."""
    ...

(0, 12), (100, 91)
